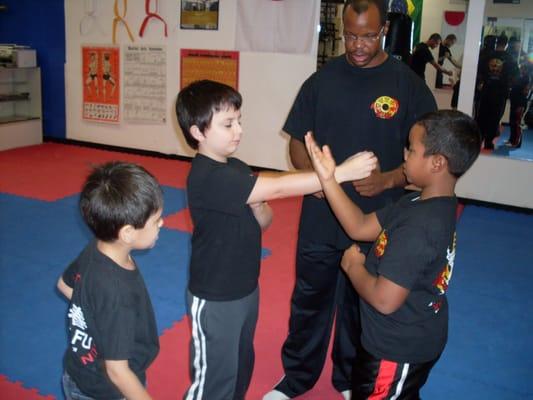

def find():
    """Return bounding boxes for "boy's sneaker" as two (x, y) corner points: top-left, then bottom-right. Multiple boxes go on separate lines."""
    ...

(262, 390), (290, 400)
(341, 389), (352, 399)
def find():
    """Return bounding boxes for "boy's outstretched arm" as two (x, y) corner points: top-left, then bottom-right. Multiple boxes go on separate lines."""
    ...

(246, 133), (376, 204)
(305, 133), (381, 242)
(341, 245), (409, 315)
(105, 360), (153, 400)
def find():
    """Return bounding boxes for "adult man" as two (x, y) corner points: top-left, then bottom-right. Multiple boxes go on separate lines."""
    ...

(436, 34), (461, 88)
(263, 1), (437, 399)
(411, 33), (452, 82)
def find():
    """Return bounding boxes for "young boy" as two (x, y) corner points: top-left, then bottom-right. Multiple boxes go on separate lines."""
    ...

(57, 161), (163, 400)
(175, 79), (377, 400)
(304, 110), (481, 398)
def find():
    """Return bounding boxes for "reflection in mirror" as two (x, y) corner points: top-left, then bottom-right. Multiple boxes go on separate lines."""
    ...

(459, 2), (533, 162)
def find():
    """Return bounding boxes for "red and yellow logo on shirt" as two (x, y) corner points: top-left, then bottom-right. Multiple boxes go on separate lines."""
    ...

(374, 230), (388, 257)
(371, 96), (399, 119)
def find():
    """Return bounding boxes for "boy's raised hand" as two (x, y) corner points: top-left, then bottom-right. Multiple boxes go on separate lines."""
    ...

(304, 132), (336, 181)
(305, 132), (377, 183)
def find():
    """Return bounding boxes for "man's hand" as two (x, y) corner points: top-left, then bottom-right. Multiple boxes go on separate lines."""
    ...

(353, 161), (386, 197)
(341, 244), (366, 274)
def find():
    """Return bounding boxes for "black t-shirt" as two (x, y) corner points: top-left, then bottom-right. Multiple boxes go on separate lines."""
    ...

(411, 42), (434, 79)
(361, 193), (457, 363)
(284, 55), (437, 249)
(438, 44), (451, 66)
(187, 153), (261, 301)
(485, 50), (518, 90)
(63, 241), (159, 399)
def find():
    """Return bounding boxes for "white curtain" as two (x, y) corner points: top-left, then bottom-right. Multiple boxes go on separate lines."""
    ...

(235, 0), (320, 54)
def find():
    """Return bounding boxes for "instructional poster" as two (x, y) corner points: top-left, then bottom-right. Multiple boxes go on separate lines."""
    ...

(124, 45), (167, 123)
(82, 46), (120, 123)
(180, 49), (239, 89)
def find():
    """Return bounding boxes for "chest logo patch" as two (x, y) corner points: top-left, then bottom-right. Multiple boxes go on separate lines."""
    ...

(371, 96), (399, 119)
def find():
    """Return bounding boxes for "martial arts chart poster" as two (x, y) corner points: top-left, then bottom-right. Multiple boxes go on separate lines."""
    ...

(82, 46), (120, 123)
(123, 45), (167, 123)
(180, 49), (239, 90)
(180, 0), (219, 30)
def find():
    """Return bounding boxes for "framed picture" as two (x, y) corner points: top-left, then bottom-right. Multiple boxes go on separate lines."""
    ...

(180, 0), (219, 30)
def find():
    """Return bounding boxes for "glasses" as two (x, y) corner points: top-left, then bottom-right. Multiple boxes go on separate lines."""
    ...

(342, 27), (384, 45)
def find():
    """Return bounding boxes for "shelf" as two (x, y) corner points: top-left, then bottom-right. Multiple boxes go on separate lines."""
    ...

(0, 66), (42, 149)
(0, 92), (30, 102)
(0, 115), (40, 124)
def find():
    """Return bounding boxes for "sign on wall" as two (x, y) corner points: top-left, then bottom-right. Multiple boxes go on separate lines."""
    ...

(180, 49), (239, 89)
(123, 45), (167, 123)
(82, 46), (120, 123)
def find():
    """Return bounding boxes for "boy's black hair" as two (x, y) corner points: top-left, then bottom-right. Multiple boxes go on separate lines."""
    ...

(80, 161), (163, 242)
(343, 0), (389, 26)
(417, 110), (481, 178)
(175, 80), (242, 150)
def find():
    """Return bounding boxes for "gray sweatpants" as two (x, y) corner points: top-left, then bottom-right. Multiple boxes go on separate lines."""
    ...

(185, 287), (259, 400)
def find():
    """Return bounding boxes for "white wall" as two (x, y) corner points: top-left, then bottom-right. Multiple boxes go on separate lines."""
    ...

(64, 0), (319, 171)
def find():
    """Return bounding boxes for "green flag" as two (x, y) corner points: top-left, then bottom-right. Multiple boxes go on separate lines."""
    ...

(407, 0), (424, 46)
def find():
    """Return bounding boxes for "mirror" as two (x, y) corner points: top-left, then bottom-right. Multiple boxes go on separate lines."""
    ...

(448, 0), (533, 162)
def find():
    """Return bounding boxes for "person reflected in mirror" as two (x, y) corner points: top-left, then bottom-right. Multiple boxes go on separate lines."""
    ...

(506, 61), (531, 148)
(410, 33), (452, 83)
(476, 58), (506, 150)
(436, 34), (461, 89)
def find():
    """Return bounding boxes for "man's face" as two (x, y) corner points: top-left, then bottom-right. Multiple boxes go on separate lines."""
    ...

(342, 4), (387, 68)
(429, 39), (441, 49)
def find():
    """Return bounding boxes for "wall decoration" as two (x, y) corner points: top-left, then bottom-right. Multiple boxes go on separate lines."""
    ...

(180, 0), (219, 30)
(112, 0), (135, 44)
(124, 45), (167, 123)
(139, 0), (168, 38)
(235, 0), (318, 54)
(82, 46), (120, 123)
(180, 49), (238, 90)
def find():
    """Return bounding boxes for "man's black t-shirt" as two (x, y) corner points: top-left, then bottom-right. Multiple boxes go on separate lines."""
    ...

(187, 153), (261, 301)
(63, 241), (159, 399)
(411, 42), (434, 79)
(284, 55), (437, 249)
(361, 193), (457, 363)
(438, 44), (451, 66)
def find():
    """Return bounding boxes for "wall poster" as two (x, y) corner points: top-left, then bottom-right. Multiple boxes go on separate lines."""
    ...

(82, 46), (120, 123)
(124, 45), (167, 123)
(180, 0), (219, 30)
(180, 49), (239, 90)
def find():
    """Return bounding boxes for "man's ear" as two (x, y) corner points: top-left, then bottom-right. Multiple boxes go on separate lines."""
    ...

(190, 125), (205, 143)
(383, 20), (390, 36)
(431, 154), (448, 173)
(118, 225), (136, 245)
